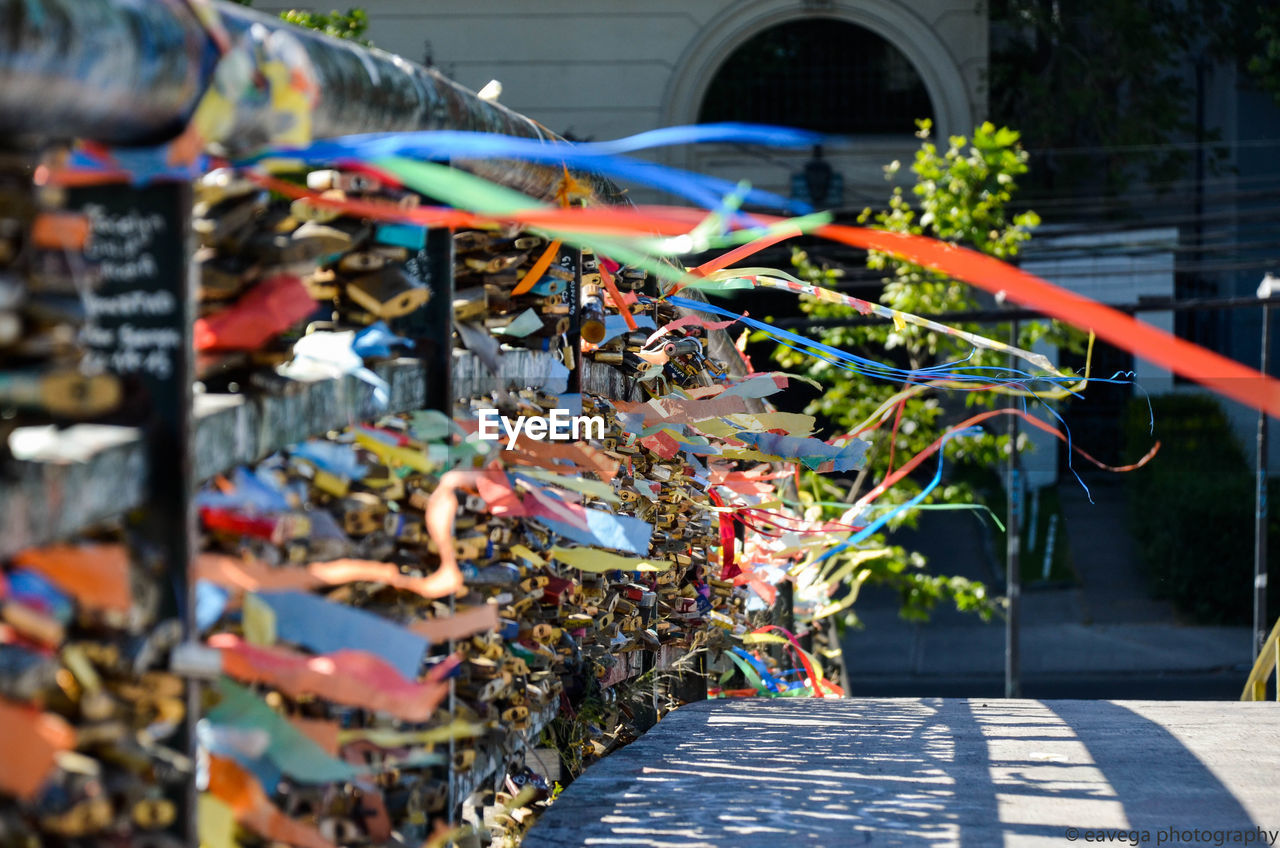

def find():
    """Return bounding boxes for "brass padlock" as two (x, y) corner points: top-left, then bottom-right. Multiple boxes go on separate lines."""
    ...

(501, 705), (530, 726)
(502, 656), (530, 677)
(192, 190), (269, 247)
(463, 251), (529, 274)
(289, 193), (345, 224)
(335, 492), (386, 536)
(504, 596), (535, 617)
(0, 644), (60, 703)
(197, 249), (258, 301)
(345, 266), (431, 320)
(39, 795), (113, 838)
(301, 268), (342, 301)
(519, 576), (549, 594)
(289, 218), (370, 258)
(131, 797), (177, 831)
(196, 168), (260, 206)
(0, 370), (122, 418)
(318, 817), (364, 844)
(362, 471), (405, 502)
(384, 511), (424, 543)
(453, 287), (488, 322)
(452, 230), (494, 254)
(306, 169), (382, 194)
(530, 623), (559, 644)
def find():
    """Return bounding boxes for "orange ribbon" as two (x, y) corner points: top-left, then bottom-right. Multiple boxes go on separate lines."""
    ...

(196, 553), (466, 600)
(207, 755), (338, 848)
(12, 544), (133, 613)
(210, 634), (456, 722)
(0, 699), (75, 800)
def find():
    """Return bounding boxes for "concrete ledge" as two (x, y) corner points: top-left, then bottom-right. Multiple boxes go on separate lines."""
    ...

(1, 358), (432, 556)
(525, 698), (1280, 847)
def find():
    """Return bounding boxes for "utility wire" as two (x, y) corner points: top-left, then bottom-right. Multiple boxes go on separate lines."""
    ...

(768, 293), (1280, 330)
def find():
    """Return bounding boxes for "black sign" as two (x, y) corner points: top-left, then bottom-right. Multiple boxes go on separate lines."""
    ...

(64, 178), (194, 630)
(557, 247), (582, 393)
(557, 246), (581, 336)
(395, 227), (454, 412)
(67, 181), (190, 413)
(64, 179), (197, 845)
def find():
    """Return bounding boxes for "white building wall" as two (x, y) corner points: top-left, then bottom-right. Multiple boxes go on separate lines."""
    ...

(259, 0), (988, 204)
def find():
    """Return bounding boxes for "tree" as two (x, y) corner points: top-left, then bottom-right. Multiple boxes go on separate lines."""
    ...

(770, 120), (1081, 625)
(279, 8), (371, 45)
(230, 2), (372, 46)
(987, 0), (1269, 198)
(1248, 6), (1280, 106)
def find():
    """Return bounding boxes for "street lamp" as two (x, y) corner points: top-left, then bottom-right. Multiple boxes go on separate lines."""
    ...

(1254, 273), (1278, 658)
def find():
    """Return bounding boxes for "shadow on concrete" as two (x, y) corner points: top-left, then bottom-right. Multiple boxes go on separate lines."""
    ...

(523, 699), (1273, 848)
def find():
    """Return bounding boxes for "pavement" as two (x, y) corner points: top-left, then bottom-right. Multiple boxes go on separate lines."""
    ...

(523, 698), (1280, 847)
(522, 481), (1272, 846)
(840, 476), (1254, 698)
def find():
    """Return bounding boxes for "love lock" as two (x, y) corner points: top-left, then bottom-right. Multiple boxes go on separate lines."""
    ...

(317, 816), (364, 845)
(345, 266), (430, 321)
(0, 643), (60, 703)
(120, 620), (183, 677)
(193, 190), (269, 248)
(37, 779), (113, 838)
(452, 749), (476, 772)
(282, 785), (328, 821)
(334, 492), (386, 537)
(129, 796), (176, 831)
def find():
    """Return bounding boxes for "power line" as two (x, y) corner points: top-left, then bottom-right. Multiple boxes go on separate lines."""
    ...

(1020, 235), (1280, 261)
(817, 134), (1280, 159)
(818, 197), (1280, 238)
(768, 293), (1280, 330)
(1015, 168), (1280, 204)
(814, 257), (1279, 285)
(1018, 136), (1280, 157)
(1017, 182), (1280, 215)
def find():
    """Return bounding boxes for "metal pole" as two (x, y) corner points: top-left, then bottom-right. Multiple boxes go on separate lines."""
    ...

(1254, 274), (1276, 658)
(1006, 318), (1022, 699)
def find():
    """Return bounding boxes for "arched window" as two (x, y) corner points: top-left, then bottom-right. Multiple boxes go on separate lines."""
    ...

(698, 19), (933, 134)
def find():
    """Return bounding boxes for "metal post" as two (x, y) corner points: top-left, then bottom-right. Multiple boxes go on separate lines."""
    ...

(1006, 319), (1022, 699)
(563, 246), (583, 395)
(63, 174), (197, 844)
(1254, 275), (1277, 658)
(397, 227), (455, 416)
(768, 580), (794, 669)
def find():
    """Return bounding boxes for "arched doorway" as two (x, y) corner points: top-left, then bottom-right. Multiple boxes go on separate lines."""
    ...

(698, 19), (934, 134)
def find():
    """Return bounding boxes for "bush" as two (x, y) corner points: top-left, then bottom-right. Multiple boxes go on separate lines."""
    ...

(1121, 393), (1277, 625)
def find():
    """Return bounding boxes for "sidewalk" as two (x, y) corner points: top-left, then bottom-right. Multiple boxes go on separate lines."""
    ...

(840, 477), (1252, 688)
(524, 699), (1280, 847)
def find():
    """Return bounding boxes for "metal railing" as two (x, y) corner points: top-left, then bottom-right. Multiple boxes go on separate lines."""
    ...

(0, 0), (624, 205)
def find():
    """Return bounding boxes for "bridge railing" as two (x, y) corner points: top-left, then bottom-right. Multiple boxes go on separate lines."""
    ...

(1241, 617), (1280, 701)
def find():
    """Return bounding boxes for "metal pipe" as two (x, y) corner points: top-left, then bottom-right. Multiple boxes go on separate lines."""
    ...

(0, 0), (213, 145)
(0, 0), (624, 203)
